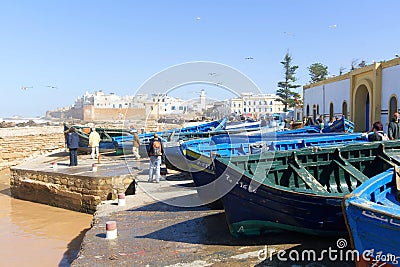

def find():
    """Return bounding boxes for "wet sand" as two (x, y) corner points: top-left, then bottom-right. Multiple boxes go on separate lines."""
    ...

(0, 168), (93, 266)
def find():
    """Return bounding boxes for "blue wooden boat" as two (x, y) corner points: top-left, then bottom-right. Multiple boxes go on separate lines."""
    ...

(185, 133), (366, 208)
(343, 167), (400, 266)
(322, 117), (354, 133)
(213, 141), (400, 237)
(63, 123), (119, 153)
(162, 121), (286, 171)
(137, 118), (227, 157)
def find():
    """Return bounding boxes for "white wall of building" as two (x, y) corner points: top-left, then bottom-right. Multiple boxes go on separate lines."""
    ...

(304, 78), (350, 122)
(382, 64), (400, 125)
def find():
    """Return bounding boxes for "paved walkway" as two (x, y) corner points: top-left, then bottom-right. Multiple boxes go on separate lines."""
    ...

(71, 158), (356, 267)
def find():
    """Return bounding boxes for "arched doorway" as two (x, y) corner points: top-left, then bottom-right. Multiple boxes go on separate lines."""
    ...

(342, 101), (348, 119)
(329, 103), (334, 120)
(354, 85), (370, 132)
(389, 95), (398, 121)
(312, 104), (317, 122)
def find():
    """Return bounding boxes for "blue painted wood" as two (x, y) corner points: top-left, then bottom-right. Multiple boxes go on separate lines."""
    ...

(343, 168), (400, 266)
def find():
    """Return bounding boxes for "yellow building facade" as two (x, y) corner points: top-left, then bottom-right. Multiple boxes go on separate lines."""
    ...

(303, 57), (400, 132)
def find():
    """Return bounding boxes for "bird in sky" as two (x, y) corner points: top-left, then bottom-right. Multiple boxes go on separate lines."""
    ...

(283, 31), (295, 37)
(21, 86), (33, 90)
(245, 57), (254, 60)
(46, 85), (58, 89)
(328, 24), (337, 29)
(209, 72), (217, 76)
(196, 17), (201, 21)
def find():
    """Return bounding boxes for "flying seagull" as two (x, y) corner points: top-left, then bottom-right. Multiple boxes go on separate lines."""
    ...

(245, 57), (254, 60)
(21, 86), (33, 90)
(46, 85), (58, 89)
(328, 24), (337, 29)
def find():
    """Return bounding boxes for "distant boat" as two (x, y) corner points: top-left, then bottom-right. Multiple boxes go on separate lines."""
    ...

(322, 117), (354, 133)
(63, 123), (119, 153)
(343, 167), (400, 266)
(213, 141), (400, 237)
(136, 118), (228, 158)
(163, 121), (285, 172)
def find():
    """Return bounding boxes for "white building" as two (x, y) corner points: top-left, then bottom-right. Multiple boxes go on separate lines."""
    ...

(230, 93), (285, 118)
(73, 91), (146, 109)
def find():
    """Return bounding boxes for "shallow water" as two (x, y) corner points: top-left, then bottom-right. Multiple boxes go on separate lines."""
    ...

(0, 168), (92, 267)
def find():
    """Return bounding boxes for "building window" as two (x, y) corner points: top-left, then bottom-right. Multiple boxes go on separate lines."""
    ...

(270, 101), (273, 105)
(313, 104), (317, 121)
(329, 102), (334, 120)
(306, 104), (310, 117)
(389, 95), (398, 119)
(342, 101), (348, 119)
(317, 105), (320, 116)
(244, 108), (247, 113)
(249, 108), (251, 112)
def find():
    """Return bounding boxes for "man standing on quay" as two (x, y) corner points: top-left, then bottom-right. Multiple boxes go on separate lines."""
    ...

(388, 112), (400, 140)
(147, 133), (163, 183)
(131, 129), (141, 160)
(67, 127), (79, 166)
(89, 127), (101, 159)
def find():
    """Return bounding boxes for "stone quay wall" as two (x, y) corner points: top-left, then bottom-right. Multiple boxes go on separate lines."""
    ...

(0, 126), (66, 171)
(10, 168), (134, 214)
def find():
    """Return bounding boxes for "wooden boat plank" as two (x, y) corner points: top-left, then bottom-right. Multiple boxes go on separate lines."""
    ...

(332, 159), (369, 183)
(288, 162), (327, 192)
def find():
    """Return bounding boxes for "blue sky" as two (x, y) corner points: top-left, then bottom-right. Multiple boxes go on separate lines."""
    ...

(1, 0), (399, 117)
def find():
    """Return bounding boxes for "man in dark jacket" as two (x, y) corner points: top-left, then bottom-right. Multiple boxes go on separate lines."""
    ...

(67, 127), (79, 166)
(388, 112), (400, 140)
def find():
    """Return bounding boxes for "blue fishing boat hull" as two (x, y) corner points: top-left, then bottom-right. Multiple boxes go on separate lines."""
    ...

(184, 133), (365, 208)
(214, 159), (346, 237)
(213, 141), (400, 237)
(343, 168), (400, 266)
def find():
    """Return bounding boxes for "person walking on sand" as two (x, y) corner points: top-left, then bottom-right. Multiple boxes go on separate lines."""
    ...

(131, 128), (141, 160)
(67, 127), (79, 166)
(147, 133), (164, 183)
(89, 127), (101, 159)
(388, 112), (400, 140)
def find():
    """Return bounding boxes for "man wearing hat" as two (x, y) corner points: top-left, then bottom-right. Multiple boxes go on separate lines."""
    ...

(147, 133), (164, 183)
